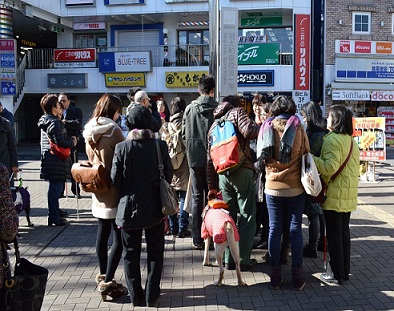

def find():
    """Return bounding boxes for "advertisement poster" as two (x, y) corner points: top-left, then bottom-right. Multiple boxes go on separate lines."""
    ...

(377, 107), (394, 145)
(354, 117), (386, 161)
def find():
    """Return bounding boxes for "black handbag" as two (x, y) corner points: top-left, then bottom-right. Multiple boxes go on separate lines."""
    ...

(1, 238), (49, 311)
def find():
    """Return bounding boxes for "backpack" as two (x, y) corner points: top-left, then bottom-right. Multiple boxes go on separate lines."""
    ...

(165, 123), (186, 170)
(209, 112), (245, 174)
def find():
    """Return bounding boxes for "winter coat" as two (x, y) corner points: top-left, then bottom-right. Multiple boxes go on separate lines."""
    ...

(0, 116), (18, 174)
(161, 111), (189, 191)
(306, 123), (328, 157)
(37, 113), (74, 181)
(182, 95), (218, 168)
(264, 117), (310, 197)
(206, 101), (260, 190)
(0, 163), (19, 289)
(83, 117), (124, 219)
(313, 132), (359, 213)
(111, 129), (173, 230)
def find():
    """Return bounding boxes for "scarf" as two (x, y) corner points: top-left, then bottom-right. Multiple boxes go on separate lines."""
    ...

(257, 114), (300, 164)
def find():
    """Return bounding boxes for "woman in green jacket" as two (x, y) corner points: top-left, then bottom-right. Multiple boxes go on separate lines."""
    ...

(313, 105), (359, 284)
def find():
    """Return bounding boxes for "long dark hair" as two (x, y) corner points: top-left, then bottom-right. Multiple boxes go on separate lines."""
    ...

(170, 97), (187, 116)
(90, 94), (121, 121)
(301, 101), (327, 130)
(329, 105), (354, 135)
(269, 95), (296, 116)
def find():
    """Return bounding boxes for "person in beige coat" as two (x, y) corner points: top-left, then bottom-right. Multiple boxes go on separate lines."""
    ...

(82, 94), (125, 301)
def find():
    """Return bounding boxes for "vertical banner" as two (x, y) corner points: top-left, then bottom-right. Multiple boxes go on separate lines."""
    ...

(220, 7), (239, 99)
(0, 39), (16, 95)
(293, 14), (311, 110)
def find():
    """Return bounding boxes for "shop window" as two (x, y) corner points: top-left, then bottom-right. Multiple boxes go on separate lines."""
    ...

(177, 30), (209, 65)
(75, 33), (107, 48)
(352, 12), (371, 34)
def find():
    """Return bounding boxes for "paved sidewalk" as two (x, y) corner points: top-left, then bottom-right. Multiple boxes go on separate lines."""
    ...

(11, 145), (394, 310)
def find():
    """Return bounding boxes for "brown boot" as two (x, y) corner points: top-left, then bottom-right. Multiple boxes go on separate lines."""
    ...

(270, 265), (282, 289)
(292, 266), (306, 290)
(97, 280), (126, 301)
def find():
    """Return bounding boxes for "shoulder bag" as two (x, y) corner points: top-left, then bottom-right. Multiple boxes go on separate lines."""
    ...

(301, 152), (322, 197)
(71, 147), (111, 193)
(312, 139), (354, 204)
(1, 238), (49, 311)
(154, 136), (178, 216)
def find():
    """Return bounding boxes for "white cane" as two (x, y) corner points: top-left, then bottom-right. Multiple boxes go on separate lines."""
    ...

(73, 149), (79, 220)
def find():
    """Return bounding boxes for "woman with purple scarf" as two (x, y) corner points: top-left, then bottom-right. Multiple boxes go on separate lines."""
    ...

(256, 95), (309, 290)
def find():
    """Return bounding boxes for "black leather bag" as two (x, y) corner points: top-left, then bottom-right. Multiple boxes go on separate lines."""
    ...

(1, 239), (49, 311)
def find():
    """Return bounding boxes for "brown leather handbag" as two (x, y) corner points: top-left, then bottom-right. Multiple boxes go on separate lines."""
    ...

(71, 148), (111, 193)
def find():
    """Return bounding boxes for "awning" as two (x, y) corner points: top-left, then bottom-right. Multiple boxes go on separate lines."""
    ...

(331, 82), (394, 91)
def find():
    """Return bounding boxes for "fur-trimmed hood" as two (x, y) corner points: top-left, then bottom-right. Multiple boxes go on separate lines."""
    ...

(83, 117), (120, 144)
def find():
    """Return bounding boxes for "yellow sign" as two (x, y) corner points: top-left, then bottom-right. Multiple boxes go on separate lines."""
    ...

(165, 71), (208, 88)
(359, 131), (376, 150)
(105, 73), (145, 87)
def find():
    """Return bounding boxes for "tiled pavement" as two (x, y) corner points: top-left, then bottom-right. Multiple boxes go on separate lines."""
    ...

(12, 145), (394, 310)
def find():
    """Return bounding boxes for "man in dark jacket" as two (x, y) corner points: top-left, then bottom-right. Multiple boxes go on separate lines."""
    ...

(59, 92), (83, 197)
(0, 102), (14, 129)
(181, 75), (218, 249)
(207, 95), (260, 270)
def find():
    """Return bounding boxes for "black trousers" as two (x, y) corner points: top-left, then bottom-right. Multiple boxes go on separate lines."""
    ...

(324, 210), (351, 280)
(122, 221), (164, 304)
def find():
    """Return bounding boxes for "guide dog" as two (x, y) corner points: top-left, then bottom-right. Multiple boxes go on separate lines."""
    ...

(201, 200), (245, 287)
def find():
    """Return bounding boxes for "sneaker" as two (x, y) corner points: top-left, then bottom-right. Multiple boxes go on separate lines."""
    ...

(256, 241), (268, 249)
(193, 244), (204, 250)
(178, 230), (191, 238)
(320, 273), (343, 284)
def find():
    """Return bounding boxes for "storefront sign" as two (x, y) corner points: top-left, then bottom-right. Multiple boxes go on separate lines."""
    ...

(238, 43), (279, 65)
(238, 35), (266, 43)
(336, 58), (394, 82)
(292, 90), (310, 111)
(354, 117), (386, 161)
(73, 22), (106, 30)
(1, 81), (15, 95)
(336, 40), (394, 55)
(294, 14), (311, 91)
(105, 73), (145, 87)
(0, 39), (16, 96)
(0, 39), (14, 52)
(0, 54), (14, 67)
(241, 17), (282, 27)
(47, 74), (87, 88)
(332, 90), (370, 101)
(98, 51), (151, 73)
(165, 71), (208, 88)
(237, 70), (274, 86)
(371, 91), (394, 101)
(54, 48), (96, 62)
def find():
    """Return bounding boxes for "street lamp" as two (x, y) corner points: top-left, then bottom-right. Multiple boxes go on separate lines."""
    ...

(163, 28), (169, 66)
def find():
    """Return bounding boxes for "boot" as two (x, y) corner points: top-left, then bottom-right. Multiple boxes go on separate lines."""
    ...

(280, 244), (290, 265)
(97, 280), (126, 301)
(292, 266), (306, 290)
(270, 265), (282, 289)
(95, 274), (105, 284)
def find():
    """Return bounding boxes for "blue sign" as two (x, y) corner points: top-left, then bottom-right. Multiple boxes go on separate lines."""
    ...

(237, 70), (274, 86)
(0, 54), (15, 67)
(1, 81), (16, 95)
(98, 52), (116, 72)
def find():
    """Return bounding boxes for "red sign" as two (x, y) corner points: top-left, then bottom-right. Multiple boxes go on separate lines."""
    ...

(54, 48), (96, 62)
(339, 40), (350, 53)
(294, 14), (310, 91)
(355, 41), (371, 53)
(0, 39), (15, 52)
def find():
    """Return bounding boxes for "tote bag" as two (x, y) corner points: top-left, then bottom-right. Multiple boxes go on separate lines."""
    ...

(301, 153), (322, 197)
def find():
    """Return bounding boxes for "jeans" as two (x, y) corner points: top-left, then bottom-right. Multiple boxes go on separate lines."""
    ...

(96, 218), (123, 282)
(189, 166), (208, 246)
(324, 210), (351, 280)
(168, 190), (189, 234)
(219, 168), (256, 265)
(266, 193), (305, 267)
(122, 221), (164, 304)
(48, 180), (63, 223)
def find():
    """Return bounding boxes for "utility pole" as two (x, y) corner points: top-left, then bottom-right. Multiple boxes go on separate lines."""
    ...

(209, 0), (219, 101)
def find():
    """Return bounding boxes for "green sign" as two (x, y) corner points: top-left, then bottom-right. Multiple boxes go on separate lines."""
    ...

(238, 43), (280, 65)
(241, 17), (283, 27)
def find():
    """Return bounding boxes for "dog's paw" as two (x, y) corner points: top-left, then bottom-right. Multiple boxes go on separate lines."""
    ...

(238, 281), (247, 286)
(214, 280), (223, 287)
(203, 261), (210, 267)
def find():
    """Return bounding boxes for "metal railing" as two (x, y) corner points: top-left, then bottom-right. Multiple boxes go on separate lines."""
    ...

(26, 44), (292, 69)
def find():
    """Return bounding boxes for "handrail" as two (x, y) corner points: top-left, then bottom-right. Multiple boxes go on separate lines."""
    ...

(26, 44), (293, 69)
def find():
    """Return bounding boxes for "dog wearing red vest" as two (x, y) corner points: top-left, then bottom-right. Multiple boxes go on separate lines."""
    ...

(201, 199), (245, 286)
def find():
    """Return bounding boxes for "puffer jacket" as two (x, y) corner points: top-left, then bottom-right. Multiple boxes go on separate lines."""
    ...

(111, 129), (173, 230)
(313, 132), (359, 213)
(162, 111), (189, 191)
(37, 114), (74, 181)
(0, 116), (17, 174)
(206, 101), (260, 190)
(264, 117), (310, 197)
(182, 95), (218, 168)
(83, 117), (124, 219)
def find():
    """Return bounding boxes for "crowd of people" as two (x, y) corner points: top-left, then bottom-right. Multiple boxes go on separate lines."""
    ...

(0, 74), (360, 307)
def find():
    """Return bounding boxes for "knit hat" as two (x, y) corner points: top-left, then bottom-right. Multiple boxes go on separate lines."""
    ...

(126, 104), (152, 130)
